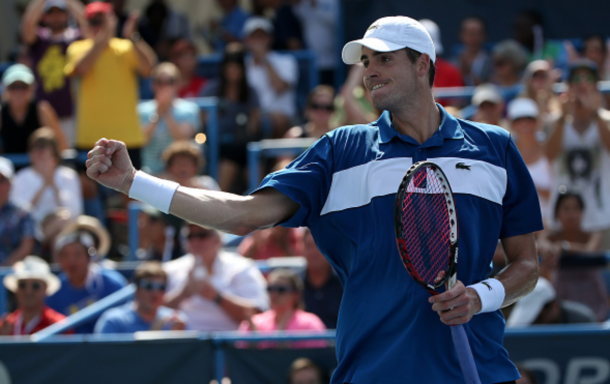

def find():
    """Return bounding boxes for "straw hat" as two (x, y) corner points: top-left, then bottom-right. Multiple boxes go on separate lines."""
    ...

(3, 256), (61, 296)
(56, 215), (111, 259)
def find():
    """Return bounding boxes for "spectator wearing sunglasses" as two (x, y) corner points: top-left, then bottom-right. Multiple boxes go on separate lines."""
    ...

(0, 256), (71, 336)
(46, 230), (127, 333)
(138, 62), (200, 174)
(239, 268), (326, 348)
(94, 261), (187, 333)
(546, 59), (610, 240)
(285, 85), (336, 139)
(0, 64), (68, 154)
(163, 224), (268, 331)
(490, 39), (529, 88)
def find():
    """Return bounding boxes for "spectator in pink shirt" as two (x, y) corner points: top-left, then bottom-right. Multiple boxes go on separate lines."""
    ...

(239, 268), (326, 348)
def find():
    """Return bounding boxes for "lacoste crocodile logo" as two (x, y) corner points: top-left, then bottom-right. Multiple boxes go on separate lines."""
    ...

(456, 162), (471, 170)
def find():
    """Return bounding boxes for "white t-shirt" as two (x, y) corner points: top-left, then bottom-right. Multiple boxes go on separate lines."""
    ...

(163, 251), (269, 331)
(527, 156), (552, 221)
(246, 52), (298, 118)
(550, 115), (610, 231)
(293, 0), (339, 70)
(10, 165), (83, 238)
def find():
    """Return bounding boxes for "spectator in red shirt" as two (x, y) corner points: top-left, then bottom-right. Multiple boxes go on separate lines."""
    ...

(169, 39), (207, 98)
(0, 255), (69, 336)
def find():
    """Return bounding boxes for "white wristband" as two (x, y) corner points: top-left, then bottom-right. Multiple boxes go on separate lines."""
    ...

(467, 278), (505, 314)
(128, 171), (179, 214)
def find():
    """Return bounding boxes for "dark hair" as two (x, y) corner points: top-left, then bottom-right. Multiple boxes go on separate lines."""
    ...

(220, 43), (250, 104)
(268, 268), (304, 309)
(28, 127), (61, 161)
(134, 261), (167, 286)
(553, 190), (585, 219)
(582, 34), (607, 55)
(404, 48), (436, 87)
(461, 16), (487, 34)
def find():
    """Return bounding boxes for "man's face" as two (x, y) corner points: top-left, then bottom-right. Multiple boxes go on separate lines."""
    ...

(245, 29), (272, 54)
(477, 101), (502, 124)
(584, 38), (605, 65)
(360, 46), (421, 112)
(569, 68), (597, 98)
(57, 242), (90, 281)
(510, 117), (537, 136)
(460, 19), (485, 48)
(42, 7), (68, 32)
(0, 175), (10, 207)
(185, 225), (221, 258)
(88, 13), (108, 36)
(15, 279), (47, 310)
(135, 277), (166, 312)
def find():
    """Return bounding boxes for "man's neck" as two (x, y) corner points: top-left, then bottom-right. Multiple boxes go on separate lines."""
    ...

(135, 302), (157, 323)
(69, 272), (88, 289)
(391, 95), (441, 144)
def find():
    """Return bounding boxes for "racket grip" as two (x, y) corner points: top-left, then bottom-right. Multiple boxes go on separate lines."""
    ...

(450, 324), (482, 384)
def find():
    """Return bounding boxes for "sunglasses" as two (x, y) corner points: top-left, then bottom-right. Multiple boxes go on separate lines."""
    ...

(138, 279), (167, 292)
(494, 59), (508, 67)
(570, 74), (596, 84)
(532, 71), (548, 80)
(267, 285), (294, 294)
(7, 83), (29, 91)
(310, 103), (334, 112)
(187, 231), (215, 240)
(18, 281), (43, 291)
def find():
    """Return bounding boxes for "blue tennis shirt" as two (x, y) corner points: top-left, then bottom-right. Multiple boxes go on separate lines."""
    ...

(256, 105), (543, 384)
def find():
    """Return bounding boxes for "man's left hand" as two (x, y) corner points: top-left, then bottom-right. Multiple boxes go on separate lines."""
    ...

(429, 280), (481, 325)
(122, 10), (140, 40)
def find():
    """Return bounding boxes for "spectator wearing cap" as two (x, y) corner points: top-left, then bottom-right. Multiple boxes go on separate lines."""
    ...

(238, 268), (326, 349)
(21, 0), (89, 148)
(10, 128), (82, 240)
(508, 98), (552, 223)
(546, 59), (610, 238)
(519, 60), (561, 127)
(64, 1), (157, 169)
(301, 228), (342, 329)
(0, 256), (69, 336)
(293, 0), (339, 86)
(471, 83), (509, 130)
(243, 17), (298, 137)
(163, 224), (268, 331)
(507, 276), (596, 326)
(537, 191), (608, 321)
(46, 230), (127, 333)
(95, 261), (187, 333)
(138, 0), (192, 61)
(419, 19), (464, 94)
(253, 0), (305, 51)
(201, 43), (261, 192)
(168, 39), (207, 98)
(0, 157), (34, 267)
(491, 40), (529, 88)
(0, 64), (67, 154)
(452, 17), (493, 86)
(209, 0), (250, 53)
(138, 62), (200, 174)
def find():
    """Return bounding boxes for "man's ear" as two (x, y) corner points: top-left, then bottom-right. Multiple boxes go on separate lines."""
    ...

(418, 54), (431, 78)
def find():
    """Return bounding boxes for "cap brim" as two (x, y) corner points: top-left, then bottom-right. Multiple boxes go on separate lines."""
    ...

(342, 37), (406, 65)
(4, 273), (61, 296)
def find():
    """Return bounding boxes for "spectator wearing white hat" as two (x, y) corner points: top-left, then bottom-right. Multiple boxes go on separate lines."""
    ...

(471, 83), (509, 130)
(0, 157), (35, 267)
(0, 256), (69, 336)
(508, 98), (552, 223)
(418, 19), (464, 95)
(243, 16), (298, 137)
(507, 277), (596, 326)
(46, 230), (127, 333)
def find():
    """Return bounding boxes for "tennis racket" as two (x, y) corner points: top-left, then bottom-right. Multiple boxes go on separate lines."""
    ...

(394, 161), (481, 384)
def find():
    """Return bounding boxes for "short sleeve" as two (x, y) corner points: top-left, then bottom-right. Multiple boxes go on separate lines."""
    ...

(64, 40), (87, 76)
(252, 135), (334, 228)
(274, 55), (298, 86)
(229, 266), (270, 311)
(500, 137), (544, 238)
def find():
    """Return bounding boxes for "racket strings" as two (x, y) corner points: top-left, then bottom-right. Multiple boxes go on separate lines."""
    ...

(399, 168), (452, 287)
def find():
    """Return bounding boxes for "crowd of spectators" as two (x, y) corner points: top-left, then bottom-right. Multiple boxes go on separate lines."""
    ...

(0, 0), (609, 356)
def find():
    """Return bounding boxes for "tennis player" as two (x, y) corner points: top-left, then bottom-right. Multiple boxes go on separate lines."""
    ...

(87, 16), (541, 384)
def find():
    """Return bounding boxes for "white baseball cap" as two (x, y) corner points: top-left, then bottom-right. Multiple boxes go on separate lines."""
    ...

(243, 17), (274, 37)
(418, 19), (443, 55)
(507, 277), (556, 327)
(507, 98), (539, 121)
(0, 157), (14, 180)
(342, 16), (436, 65)
(472, 83), (503, 107)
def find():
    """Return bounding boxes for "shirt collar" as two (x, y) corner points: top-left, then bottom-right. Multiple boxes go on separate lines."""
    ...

(376, 103), (464, 145)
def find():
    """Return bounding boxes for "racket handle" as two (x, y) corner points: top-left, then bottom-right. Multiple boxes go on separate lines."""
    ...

(450, 324), (482, 384)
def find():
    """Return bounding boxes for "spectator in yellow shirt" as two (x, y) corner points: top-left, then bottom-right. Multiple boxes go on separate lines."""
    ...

(64, 2), (157, 168)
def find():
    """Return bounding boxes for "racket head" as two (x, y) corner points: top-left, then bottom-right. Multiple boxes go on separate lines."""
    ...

(394, 161), (459, 294)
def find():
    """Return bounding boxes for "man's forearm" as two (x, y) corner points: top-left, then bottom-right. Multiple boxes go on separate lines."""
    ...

(132, 38), (157, 76)
(21, 0), (46, 44)
(217, 293), (261, 324)
(545, 116), (566, 162)
(594, 113), (610, 152)
(494, 233), (539, 307)
(264, 60), (289, 94)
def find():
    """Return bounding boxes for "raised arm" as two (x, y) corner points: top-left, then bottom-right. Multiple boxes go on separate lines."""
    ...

(21, 0), (46, 45)
(86, 139), (300, 235)
(122, 11), (157, 77)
